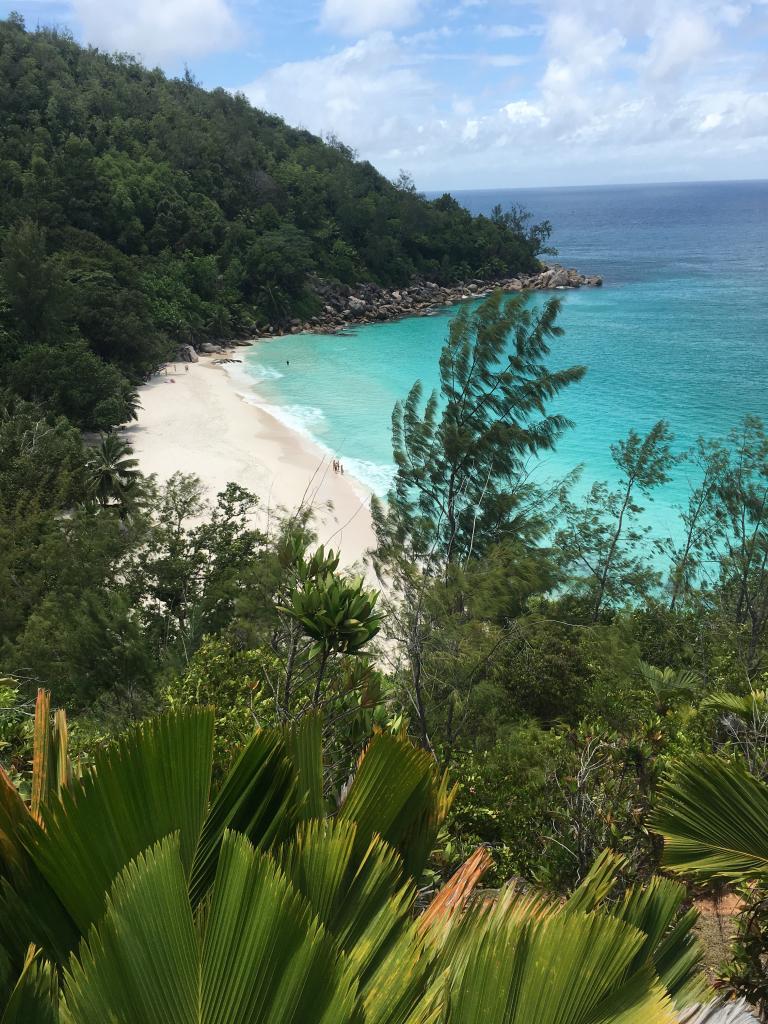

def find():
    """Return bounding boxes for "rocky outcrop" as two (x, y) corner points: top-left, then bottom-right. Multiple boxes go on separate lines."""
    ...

(194, 264), (603, 349)
(270, 265), (603, 337)
(176, 343), (198, 362)
(528, 264), (603, 290)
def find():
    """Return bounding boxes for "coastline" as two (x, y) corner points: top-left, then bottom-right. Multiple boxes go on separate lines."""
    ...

(125, 353), (377, 572)
(130, 266), (602, 575)
(185, 266), (602, 356)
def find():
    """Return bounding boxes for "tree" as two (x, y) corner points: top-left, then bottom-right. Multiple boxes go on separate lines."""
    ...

(8, 341), (139, 431)
(663, 441), (720, 611)
(489, 202), (557, 259)
(704, 417), (768, 676)
(0, 220), (70, 343)
(86, 433), (141, 512)
(372, 293), (584, 755)
(558, 421), (677, 622)
(372, 291), (585, 571)
(0, 392), (87, 512)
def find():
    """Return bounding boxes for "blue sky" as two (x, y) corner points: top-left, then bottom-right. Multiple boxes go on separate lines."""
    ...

(4, 0), (768, 189)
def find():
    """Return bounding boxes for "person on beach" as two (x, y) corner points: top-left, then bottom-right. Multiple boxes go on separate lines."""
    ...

(185, 365), (189, 373)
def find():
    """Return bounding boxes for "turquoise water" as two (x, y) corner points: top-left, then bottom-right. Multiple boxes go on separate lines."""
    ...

(241, 180), (768, 539)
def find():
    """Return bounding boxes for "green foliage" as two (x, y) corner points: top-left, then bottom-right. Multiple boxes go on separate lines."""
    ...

(373, 291), (585, 569)
(0, 700), (714, 1022)
(165, 636), (275, 776)
(7, 341), (138, 431)
(278, 567), (381, 664)
(85, 433), (141, 511)
(718, 887), (768, 1020)
(0, 16), (547, 428)
(557, 420), (677, 622)
(652, 755), (768, 882)
(447, 724), (571, 884)
(0, 220), (69, 343)
(0, 706), (453, 1008)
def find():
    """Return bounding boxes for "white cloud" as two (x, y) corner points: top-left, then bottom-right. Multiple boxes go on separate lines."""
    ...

(644, 12), (719, 79)
(462, 119), (480, 140)
(71, 0), (238, 62)
(503, 100), (549, 125)
(320, 0), (425, 37)
(484, 23), (544, 38)
(243, 34), (436, 152)
(240, 0), (768, 187)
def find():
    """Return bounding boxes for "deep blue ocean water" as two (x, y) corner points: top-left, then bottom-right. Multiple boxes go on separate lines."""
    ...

(239, 180), (768, 540)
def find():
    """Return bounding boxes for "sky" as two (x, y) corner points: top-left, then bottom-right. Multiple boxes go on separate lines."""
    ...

(4, 0), (768, 189)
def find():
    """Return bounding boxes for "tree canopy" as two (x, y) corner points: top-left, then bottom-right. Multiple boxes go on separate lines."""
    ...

(0, 15), (550, 430)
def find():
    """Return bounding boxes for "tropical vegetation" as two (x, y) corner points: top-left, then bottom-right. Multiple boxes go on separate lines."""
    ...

(0, 13), (552, 431)
(2, 10), (768, 1019)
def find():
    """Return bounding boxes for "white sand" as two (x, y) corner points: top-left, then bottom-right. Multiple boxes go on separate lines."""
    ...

(124, 353), (376, 572)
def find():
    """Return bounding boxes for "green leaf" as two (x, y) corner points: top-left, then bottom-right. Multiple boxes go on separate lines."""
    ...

(0, 946), (59, 1024)
(444, 894), (674, 1024)
(283, 713), (324, 821)
(0, 772), (80, 968)
(278, 818), (414, 988)
(62, 832), (364, 1024)
(189, 727), (297, 906)
(566, 849), (627, 914)
(29, 708), (214, 935)
(651, 755), (768, 882)
(337, 733), (454, 882)
(61, 836), (201, 1024)
(610, 878), (708, 1009)
(202, 831), (361, 1023)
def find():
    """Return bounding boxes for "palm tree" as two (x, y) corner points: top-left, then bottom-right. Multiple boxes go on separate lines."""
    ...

(638, 661), (700, 716)
(86, 433), (141, 512)
(0, 691), (713, 1022)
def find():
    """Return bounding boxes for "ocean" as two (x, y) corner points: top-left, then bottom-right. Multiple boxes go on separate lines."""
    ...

(238, 180), (768, 542)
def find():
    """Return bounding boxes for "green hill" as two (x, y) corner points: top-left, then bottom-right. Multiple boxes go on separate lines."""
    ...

(0, 14), (550, 429)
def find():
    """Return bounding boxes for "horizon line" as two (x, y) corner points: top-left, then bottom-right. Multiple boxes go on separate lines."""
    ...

(424, 176), (768, 194)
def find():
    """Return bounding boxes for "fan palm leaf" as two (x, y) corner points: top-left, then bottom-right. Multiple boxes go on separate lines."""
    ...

(650, 755), (768, 881)
(440, 890), (675, 1023)
(61, 832), (362, 1024)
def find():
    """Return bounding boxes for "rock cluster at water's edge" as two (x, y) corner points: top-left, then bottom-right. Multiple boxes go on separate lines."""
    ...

(174, 265), (602, 357)
(290, 265), (602, 337)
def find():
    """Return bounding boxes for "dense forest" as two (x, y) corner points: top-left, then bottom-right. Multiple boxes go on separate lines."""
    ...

(0, 13), (549, 431)
(2, 12), (768, 1024)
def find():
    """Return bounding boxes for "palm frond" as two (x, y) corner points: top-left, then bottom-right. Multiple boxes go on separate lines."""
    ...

(61, 832), (363, 1024)
(651, 755), (768, 882)
(339, 733), (455, 881)
(30, 709), (214, 934)
(189, 726), (297, 906)
(0, 946), (58, 1024)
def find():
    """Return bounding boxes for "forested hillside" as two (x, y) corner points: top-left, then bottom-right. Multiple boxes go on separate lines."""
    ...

(0, 13), (549, 429)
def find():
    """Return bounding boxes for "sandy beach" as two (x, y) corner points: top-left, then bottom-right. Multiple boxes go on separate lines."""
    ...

(124, 353), (376, 571)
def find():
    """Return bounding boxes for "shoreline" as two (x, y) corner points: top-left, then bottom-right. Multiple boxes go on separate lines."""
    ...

(132, 268), (603, 575)
(183, 265), (603, 356)
(125, 353), (377, 572)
